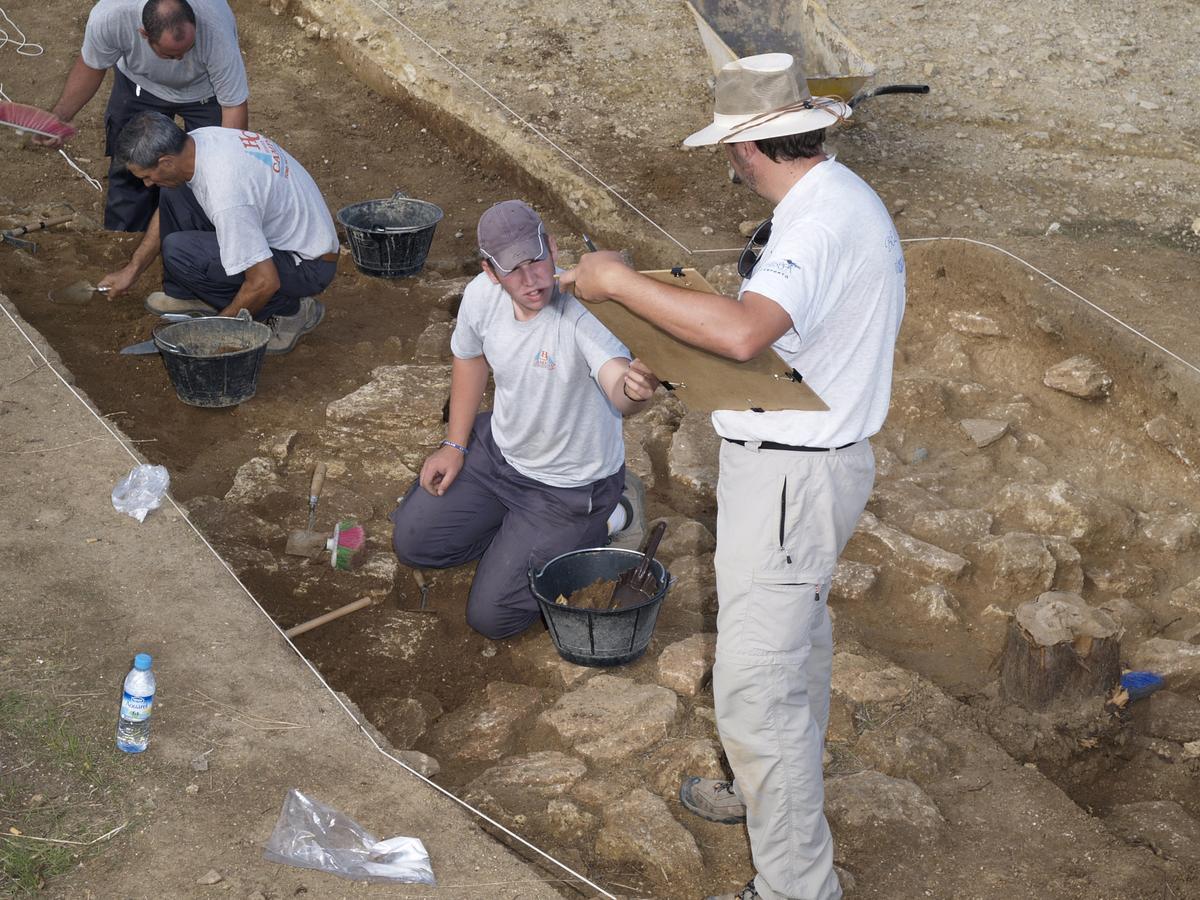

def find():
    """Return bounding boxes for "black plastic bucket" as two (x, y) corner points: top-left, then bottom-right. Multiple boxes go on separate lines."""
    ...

(335, 193), (443, 278)
(530, 548), (670, 667)
(154, 316), (271, 408)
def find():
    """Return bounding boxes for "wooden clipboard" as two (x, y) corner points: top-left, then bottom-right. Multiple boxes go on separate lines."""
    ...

(583, 268), (828, 413)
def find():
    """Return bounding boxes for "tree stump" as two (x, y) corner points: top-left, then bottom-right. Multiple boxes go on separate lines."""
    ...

(999, 591), (1121, 711)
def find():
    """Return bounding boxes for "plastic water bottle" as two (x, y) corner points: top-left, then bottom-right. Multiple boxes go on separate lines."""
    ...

(116, 653), (156, 753)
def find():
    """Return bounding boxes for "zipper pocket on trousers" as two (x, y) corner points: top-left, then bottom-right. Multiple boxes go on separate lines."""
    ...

(779, 478), (792, 564)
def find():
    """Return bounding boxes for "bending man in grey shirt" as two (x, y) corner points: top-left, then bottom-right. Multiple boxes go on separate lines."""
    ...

(37, 0), (249, 232)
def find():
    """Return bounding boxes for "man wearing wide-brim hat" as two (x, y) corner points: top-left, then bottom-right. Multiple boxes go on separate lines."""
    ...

(561, 52), (906, 900)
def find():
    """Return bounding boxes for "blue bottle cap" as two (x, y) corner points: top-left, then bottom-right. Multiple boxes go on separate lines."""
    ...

(134, 653), (152, 670)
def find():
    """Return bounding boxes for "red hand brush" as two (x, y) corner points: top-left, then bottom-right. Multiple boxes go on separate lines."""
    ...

(328, 519), (366, 571)
(0, 102), (77, 142)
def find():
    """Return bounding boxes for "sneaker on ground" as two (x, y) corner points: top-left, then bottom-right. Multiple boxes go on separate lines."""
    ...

(705, 878), (761, 900)
(680, 776), (747, 824)
(266, 297), (325, 355)
(143, 291), (214, 315)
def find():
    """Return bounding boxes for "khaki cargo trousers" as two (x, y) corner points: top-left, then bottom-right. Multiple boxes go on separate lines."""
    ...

(713, 438), (875, 900)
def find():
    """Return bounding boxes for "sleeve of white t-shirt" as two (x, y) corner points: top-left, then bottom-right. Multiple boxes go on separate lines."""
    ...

(567, 297), (630, 379)
(80, 2), (127, 70)
(741, 222), (840, 342)
(210, 205), (272, 276)
(199, 4), (250, 106)
(449, 279), (486, 359)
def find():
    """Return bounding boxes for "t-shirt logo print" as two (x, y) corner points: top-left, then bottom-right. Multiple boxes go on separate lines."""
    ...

(532, 350), (557, 370)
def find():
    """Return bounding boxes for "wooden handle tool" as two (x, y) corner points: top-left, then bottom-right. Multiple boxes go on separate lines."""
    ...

(306, 462), (327, 531)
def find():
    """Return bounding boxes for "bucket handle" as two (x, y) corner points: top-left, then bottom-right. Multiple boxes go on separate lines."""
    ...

(151, 323), (183, 355)
(392, 189), (410, 200)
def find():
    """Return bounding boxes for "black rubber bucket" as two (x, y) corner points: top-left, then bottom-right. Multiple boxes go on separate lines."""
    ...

(335, 193), (443, 278)
(530, 548), (670, 667)
(154, 316), (271, 408)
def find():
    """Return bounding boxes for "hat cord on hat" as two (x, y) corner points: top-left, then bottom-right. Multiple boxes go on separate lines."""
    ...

(718, 96), (849, 145)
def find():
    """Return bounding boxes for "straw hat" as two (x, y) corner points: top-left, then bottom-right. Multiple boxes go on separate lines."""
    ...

(684, 52), (851, 147)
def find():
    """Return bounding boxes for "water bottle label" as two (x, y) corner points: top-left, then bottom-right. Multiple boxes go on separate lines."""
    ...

(121, 692), (153, 721)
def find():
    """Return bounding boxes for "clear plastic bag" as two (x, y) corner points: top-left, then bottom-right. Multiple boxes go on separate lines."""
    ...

(263, 789), (435, 885)
(111, 464), (170, 522)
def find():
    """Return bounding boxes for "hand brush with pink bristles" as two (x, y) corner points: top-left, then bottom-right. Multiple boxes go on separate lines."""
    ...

(328, 519), (366, 571)
(0, 102), (77, 142)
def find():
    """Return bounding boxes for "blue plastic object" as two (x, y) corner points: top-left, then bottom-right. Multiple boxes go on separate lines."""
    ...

(1121, 670), (1165, 701)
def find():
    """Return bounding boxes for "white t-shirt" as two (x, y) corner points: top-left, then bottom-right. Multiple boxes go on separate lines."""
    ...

(81, 0), (249, 106)
(451, 276), (630, 488)
(712, 158), (906, 447)
(186, 128), (339, 276)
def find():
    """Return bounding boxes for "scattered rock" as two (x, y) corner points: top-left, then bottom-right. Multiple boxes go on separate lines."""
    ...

(1042, 355), (1113, 399)
(594, 788), (703, 887)
(428, 682), (542, 762)
(832, 653), (918, 705)
(1141, 513), (1200, 553)
(913, 584), (960, 622)
(667, 409), (720, 507)
(464, 751), (588, 823)
(1139, 691), (1200, 743)
(949, 311), (1003, 336)
(993, 481), (1135, 548)
(1105, 801), (1200, 867)
(1084, 560), (1157, 597)
(848, 512), (969, 583)
(651, 516), (715, 560)
(908, 508), (993, 552)
(656, 633), (716, 695)
(223, 456), (282, 504)
(414, 320), (454, 362)
(196, 869), (223, 885)
(510, 635), (593, 688)
(1145, 415), (1200, 475)
(959, 418), (1009, 448)
(831, 559), (879, 601)
(855, 726), (953, 782)
(970, 532), (1057, 599)
(397, 749), (440, 777)
(825, 771), (944, 853)
(545, 798), (597, 842)
(644, 738), (725, 797)
(539, 675), (677, 762)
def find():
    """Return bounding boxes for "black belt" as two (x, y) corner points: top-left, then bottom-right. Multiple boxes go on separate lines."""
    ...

(724, 438), (858, 452)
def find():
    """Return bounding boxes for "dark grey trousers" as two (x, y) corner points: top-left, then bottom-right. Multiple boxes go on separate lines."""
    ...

(390, 412), (624, 639)
(104, 69), (221, 232)
(158, 184), (337, 321)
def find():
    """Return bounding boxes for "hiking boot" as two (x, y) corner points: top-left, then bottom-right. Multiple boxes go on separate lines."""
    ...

(266, 297), (325, 355)
(705, 878), (760, 900)
(680, 776), (747, 824)
(607, 471), (647, 551)
(143, 291), (213, 315)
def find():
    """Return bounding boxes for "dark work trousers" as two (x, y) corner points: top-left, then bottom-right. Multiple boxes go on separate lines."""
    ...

(390, 412), (625, 640)
(158, 185), (337, 321)
(103, 69), (222, 232)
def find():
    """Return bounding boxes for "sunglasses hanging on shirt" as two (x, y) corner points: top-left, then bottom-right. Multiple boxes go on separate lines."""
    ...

(737, 218), (773, 278)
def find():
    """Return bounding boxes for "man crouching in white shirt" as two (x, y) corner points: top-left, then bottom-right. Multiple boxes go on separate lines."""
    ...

(99, 110), (339, 354)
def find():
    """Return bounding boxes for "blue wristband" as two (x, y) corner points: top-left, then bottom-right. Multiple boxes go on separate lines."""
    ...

(440, 439), (468, 456)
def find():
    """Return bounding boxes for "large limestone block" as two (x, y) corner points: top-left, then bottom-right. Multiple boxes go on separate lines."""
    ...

(413, 320), (454, 362)
(1129, 639), (1200, 689)
(463, 751), (587, 823)
(825, 771), (944, 853)
(1043, 355), (1113, 399)
(325, 365), (452, 469)
(993, 480), (1135, 548)
(224, 456), (282, 504)
(1145, 415), (1200, 476)
(1085, 560), (1157, 598)
(665, 554), (717, 615)
(656, 633), (717, 696)
(651, 516), (716, 561)
(510, 635), (593, 688)
(890, 374), (948, 420)
(831, 559), (879, 601)
(848, 512), (969, 583)
(594, 788), (703, 887)
(667, 409), (720, 506)
(1140, 692), (1200, 743)
(427, 682), (542, 762)
(538, 675), (677, 762)
(854, 726), (953, 783)
(1141, 513), (1200, 553)
(969, 532), (1056, 600)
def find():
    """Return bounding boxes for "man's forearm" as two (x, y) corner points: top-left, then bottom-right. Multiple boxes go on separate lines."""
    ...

(219, 102), (248, 130)
(220, 258), (279, 317)
(51, 58), (107, 123)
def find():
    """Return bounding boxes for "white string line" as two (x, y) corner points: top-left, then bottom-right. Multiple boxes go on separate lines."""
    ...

(0, 301), (619, 900)
(0, 5), (43, 56)
(0, 83), (102, 191)
(357, 0), (693, 255)
(899, 236), (1200, 380)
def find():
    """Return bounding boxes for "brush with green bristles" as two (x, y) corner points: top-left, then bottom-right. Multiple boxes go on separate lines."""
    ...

(328, 519), (366, 571)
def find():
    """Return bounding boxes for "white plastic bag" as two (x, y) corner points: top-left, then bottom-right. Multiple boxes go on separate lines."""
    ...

(111, 464), (170, 522)
(263, 789), (435, 885)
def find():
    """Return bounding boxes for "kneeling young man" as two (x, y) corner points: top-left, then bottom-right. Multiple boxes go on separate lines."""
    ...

(390, 200), (658, 639)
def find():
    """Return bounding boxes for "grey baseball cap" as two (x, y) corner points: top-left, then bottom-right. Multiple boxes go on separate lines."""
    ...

(477, 200), (549, 275)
